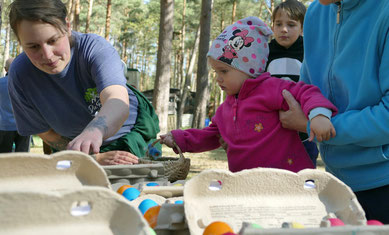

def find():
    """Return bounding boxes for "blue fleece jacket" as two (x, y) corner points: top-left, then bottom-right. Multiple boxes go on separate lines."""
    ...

(302, 0), (389, 192)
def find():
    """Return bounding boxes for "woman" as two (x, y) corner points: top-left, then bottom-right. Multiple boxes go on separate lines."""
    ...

(8, 0), (159, 165)
(279, 0), (389, 223)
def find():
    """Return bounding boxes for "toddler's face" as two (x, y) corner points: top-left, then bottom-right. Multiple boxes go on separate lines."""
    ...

(209, 58), (251, 96)
(272, 9), (303, 49)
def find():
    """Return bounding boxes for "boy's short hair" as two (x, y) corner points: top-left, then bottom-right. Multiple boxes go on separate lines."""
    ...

(272, 0), (306, 26)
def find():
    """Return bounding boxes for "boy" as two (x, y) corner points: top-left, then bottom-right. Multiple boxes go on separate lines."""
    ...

(265, 0), (319, 166)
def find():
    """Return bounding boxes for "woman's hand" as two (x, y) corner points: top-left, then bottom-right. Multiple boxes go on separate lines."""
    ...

(95, 151), (139, 165)
(67, 127), (104, 154)
(279, 90), (308, 133)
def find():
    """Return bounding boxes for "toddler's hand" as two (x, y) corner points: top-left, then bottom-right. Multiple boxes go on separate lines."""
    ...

(309, 115), (336, 142)
(159, 132), (175, 148)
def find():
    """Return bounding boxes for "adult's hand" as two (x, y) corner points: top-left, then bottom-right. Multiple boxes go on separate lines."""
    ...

(279, 89), (308, 133)
(95, 151), (139, 165)
(67, 127), (103, 154)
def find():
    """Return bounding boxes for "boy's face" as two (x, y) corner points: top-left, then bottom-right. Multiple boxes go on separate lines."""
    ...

(272, 9), (303, 49)
(319, 0), (341, 5)
(209, 57), (251, 96)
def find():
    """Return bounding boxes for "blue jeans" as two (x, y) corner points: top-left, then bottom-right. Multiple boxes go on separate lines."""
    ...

(355, 184), (389, 224)
(303, 140), (319, 166)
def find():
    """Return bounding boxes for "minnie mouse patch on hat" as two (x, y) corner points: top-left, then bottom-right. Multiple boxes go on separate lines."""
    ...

(207, 16), (273, 78)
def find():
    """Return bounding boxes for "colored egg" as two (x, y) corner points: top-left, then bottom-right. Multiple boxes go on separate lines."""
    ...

(282, 222), (304, 228)
(117, 185), (133, 194)
(144, 205), (161, 228)
(122, 187), (140, 201)
(250, 223), (262, 229)
(148, 227), (157, 235)
(203, 221), (234, 235)
(367, 220), (384, 226)
(146, 182), (159, 186)
(328, 218), (345, 226)
(174, 200), (184, 204)
(138, 199), (159, 215)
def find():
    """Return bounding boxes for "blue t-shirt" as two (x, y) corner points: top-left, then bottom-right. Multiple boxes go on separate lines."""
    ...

(8, 31), (138, 145)
(0, 75), (17, 131)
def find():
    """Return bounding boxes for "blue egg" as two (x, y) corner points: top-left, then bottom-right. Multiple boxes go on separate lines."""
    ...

(174, 200), (184, 204)
(146, 182), (159, 186)
(122, 187), (140, 201)
(138, 199), (158, 214)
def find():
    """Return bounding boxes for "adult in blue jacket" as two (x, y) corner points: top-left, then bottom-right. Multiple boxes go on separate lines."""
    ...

(279, 0), (389, 223)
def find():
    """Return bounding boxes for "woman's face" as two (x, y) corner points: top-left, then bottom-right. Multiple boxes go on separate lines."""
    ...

(17, 20), (71, 74)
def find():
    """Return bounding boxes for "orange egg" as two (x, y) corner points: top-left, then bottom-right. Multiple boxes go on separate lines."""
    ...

(144, 205), (161, 228)
(117, 185), (133, 194)
(203, 221), (234, 235)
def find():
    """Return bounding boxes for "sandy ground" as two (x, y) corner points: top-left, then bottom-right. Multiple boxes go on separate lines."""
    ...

(30, 136), (324, 179)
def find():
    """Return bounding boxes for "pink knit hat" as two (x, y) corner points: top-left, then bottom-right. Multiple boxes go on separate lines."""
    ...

(207, 16), (273, 78)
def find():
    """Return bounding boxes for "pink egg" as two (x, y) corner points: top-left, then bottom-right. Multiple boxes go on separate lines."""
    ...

(328, 218), (345, 226)
(367, 220), (384, 226)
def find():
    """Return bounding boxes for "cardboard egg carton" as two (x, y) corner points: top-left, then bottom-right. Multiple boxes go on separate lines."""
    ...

(0, 150), (110, 191)
(129, 194), (188, 235)
(111, 180), (186, 198)
(239, 224), (389, 235)
(183, 168), (389, 234)
(103, 164), (168, 185)
(0, 187), (151, 235)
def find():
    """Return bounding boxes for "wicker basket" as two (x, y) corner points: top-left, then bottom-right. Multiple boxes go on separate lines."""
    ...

(139, 140), (191, 182)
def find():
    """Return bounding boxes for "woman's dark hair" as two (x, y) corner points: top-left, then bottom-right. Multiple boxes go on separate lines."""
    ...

(272, 0), (306, 26)
(9, 0), (68, 39)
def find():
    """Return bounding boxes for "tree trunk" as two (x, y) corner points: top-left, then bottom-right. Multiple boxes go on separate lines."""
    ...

(105, 0), (112, 40)
(153, 0), (174, 134)
(67, 0), (74, 25)
(73, 0), (80, 32)
(0, 0), (3, 34)
(85, 0), (94, 33)
(192, 0), (212, 129)
(2, 25), (10, 76)
(177, 26), (200, 128)
(231, 0), (237, 23)
(178, 0), (186, 93)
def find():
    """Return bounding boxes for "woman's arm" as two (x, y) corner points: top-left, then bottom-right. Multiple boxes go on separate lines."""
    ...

(38, 129), (72, 151)
(67, 85), (129, 154)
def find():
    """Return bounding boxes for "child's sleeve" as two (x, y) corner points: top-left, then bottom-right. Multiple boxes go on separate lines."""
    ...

(171, 120), (221, 153)
(279, 81), (338, 117)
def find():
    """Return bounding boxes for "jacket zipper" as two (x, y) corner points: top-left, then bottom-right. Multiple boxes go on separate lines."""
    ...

(328, 2), (342, 104)
(232, 97), (238, 122)
(336, 2), (341, 24)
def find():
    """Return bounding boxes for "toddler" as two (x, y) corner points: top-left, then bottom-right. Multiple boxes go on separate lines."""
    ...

(265, 0), (319, 166)
(160, 16), (337, 173)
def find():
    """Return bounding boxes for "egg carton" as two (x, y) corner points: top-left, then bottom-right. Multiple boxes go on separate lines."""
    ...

(0, 186), (152, 235)
(111, 180), (186, 198)
(183, 168), (372, 235)
(239, 223), (389, 235)
(0, 150), (110, 191)
(103, 163), (168, 185)
(129, 194), (188, 235)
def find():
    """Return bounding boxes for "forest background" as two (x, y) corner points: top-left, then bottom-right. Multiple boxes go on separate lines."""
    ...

(0, 0), (312, 134)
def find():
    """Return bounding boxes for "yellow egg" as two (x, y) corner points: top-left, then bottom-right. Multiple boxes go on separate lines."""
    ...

(144, 205), (161, 228)
(203, 221), (234, 235)
(117, 185), (133, 194)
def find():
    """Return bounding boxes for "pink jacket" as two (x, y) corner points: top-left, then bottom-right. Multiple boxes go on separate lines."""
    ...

(172, 73), (338, 173)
